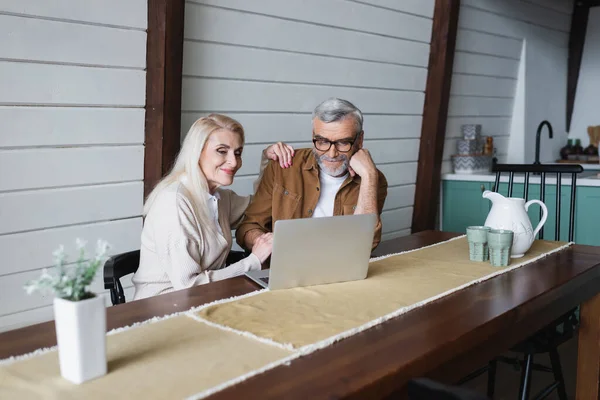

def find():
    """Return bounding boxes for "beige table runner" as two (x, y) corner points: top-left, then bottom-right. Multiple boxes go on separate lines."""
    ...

(195, 237), (570, 349)
(0, 236), (571, 399)
(0, 316), (292, 400)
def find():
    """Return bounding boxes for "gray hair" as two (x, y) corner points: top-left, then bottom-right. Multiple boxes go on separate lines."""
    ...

(312, 97), (363, 135)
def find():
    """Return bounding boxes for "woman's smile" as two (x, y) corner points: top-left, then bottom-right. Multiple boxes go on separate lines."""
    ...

(220, 168), (235, 176)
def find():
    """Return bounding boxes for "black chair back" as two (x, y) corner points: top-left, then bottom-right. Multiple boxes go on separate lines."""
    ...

(492, 163), (583, 241)
(103, 249), (250, 305)
(103, 250), (140, 305)
(487, 164), (582, 400)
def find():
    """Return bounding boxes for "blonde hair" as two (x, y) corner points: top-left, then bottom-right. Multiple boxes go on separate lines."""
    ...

(143, 114), (245, 234)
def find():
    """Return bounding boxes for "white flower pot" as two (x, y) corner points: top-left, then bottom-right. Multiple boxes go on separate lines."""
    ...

(53, 296), (107, 384)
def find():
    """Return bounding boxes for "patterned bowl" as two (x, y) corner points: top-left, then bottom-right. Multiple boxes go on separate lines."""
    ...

(456, 139), (480, 155)
(452, 154), (492, 174)
(461, 124), (482, 140)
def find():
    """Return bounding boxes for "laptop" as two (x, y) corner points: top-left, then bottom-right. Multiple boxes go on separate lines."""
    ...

(244, 213), (377, 290)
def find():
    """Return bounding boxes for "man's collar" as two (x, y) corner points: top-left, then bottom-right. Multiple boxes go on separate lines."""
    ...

(303, 150), (318, 171)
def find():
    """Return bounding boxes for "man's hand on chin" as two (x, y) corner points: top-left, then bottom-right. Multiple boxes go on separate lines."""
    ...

(349, 149), (377, 181)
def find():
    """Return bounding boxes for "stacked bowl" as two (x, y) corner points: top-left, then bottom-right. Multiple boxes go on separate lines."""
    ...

(451, 124), (492, 174)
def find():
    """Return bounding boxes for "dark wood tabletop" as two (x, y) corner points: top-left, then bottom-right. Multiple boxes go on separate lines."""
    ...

(2, 230), (600, 399)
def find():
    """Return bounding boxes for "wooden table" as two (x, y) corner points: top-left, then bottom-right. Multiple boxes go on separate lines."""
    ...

(2, 230), (600, 399)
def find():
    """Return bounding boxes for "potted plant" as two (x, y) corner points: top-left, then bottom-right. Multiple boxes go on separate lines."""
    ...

(24, 239), (110, 384)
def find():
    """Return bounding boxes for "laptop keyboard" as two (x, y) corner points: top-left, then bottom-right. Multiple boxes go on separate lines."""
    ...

(259, 276), (269, 285)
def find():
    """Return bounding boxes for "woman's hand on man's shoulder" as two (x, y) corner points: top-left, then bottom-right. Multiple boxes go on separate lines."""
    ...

(263, 142), (295, 169)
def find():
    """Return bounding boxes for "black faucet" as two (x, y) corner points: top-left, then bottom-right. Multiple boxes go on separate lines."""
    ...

(534, 120), (553, 165)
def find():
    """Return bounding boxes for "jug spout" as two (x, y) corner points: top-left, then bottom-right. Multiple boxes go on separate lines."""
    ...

(482, 190), (505, 204)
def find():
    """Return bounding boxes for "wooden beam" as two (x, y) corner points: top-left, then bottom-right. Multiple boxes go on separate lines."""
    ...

(144, 0), (185, 198)
(411, 0), (460, 233)
(566, 1), (590, 132)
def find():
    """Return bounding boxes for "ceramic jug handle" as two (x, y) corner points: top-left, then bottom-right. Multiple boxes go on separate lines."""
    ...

(525, 200), (548, 238)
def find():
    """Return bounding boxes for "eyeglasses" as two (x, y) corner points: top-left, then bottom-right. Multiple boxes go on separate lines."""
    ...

(312, 135), (358, 153)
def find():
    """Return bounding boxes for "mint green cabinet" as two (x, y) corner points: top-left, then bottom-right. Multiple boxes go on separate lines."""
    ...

(442, 180), (490, 234)
(442, 180), (600, 246)
(574, 187), (600, 245)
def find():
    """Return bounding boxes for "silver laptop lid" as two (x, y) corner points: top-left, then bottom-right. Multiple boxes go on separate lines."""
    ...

(268, 214), (377, 290)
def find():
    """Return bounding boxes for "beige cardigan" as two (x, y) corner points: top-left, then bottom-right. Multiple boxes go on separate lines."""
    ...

(132, 167), (267, 300)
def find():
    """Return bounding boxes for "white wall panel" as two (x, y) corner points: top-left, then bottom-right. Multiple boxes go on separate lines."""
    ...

(0, 62), (145, 106)
(0, 14), (146, 68)
(0, 182), (143, 235)
(0, 107), (144, 148)
(181, 78), (424, 114)
(0, 218), (142, 276)
(0, 0), (147, 29)
(183, 42), (427, 91)
(184, 3), (431, 67)
(0, 0), (146, 333)
(189, 0), (433, 42)
(0, 146), (144, 191)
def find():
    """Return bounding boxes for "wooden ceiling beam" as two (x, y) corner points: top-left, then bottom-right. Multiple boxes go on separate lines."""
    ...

(411, 0), (461, 233)
(144, 0), (185, 198)
(567, 1), (592, 133)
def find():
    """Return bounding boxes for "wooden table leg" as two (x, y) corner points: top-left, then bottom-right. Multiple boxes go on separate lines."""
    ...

(576, 292), (600, 400)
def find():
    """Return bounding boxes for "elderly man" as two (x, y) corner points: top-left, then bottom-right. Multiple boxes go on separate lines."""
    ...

(236, 97), (388, 251)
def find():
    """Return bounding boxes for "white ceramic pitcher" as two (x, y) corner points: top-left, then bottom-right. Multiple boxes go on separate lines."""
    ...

(482, 190), (548, 258)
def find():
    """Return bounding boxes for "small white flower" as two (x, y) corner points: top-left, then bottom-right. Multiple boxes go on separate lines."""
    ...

(95, 239), (110, 259)
(25, 238), (110, 301)
(39, 268), (52, 280)
(75, 238), (87, 250)
(52, 245), (65, 260)
(24, 283), (37, 295)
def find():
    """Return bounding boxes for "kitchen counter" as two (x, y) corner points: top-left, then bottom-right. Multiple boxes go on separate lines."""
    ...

(440, 166), (600, 245)
(442, 170), (600, 187)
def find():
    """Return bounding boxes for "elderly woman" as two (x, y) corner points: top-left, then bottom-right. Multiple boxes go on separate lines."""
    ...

(132, 114), (294, 300)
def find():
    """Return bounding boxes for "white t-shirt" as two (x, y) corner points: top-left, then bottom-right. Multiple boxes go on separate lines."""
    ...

(312, 170), (348, 218)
